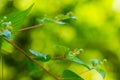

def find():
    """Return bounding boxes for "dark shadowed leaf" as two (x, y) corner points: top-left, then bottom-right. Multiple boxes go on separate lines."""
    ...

(62, 70), (84, 80)
(29, 49), (51, 62)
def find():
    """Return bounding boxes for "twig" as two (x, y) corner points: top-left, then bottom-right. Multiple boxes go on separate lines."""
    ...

(18, 24), (44, 32)
(52, 56), (65, 59)
(3, 37), (61, 80)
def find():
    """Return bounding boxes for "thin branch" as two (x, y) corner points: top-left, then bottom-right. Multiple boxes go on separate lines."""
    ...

(18, 24), (44, 32)
(52, 56), (65, 59)
(3, 37), (61, 80)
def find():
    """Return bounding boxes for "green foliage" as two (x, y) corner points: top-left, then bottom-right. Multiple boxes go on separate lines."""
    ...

(90, 59), (106, 79)
(29, 49), (51, 62)
(37, 12), (77, 25)
(27, 59), (41, 75)
(0, 5), (106, 80)
(64, 48), (90, 69)
(90, 59), (100, 67)
(95, 68), (105, 79)
(62, 70), (84, 80)
(68, 57), (90, 69)
(0, 16), (12, 31)
(0, 4), (32, 58)
(0, 30), (12, 39)
(63, 48), (106, 79)
(4, 5), (33, 32)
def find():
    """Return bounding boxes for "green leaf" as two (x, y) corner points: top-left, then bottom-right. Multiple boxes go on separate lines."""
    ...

(0, 30), (12, 39)
(62, 70), (84, 80)
(72, 57), (90, 69)
(5, 5), (33, 32)
(29, 49), (51, 62)
(66, 51), (90, 69)
(95, 68), (105, 79)
(27, 59), (41, 75)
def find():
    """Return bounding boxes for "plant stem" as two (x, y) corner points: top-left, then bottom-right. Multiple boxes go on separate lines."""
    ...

(52, 56), (65, 59)
(18, 24), (44, 32)
(79, 68), (94, 75)
(3, 37), (61, 80)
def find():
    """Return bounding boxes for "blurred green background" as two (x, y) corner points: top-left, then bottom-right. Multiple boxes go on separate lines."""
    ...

(0, 0), (120, 80)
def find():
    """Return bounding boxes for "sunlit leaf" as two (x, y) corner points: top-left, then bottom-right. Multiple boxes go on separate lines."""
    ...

(62, 70), (84, 80)
(5, 5), (33, 32)
(29, 49), (51, 62)
(95, 68), (105, 79)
